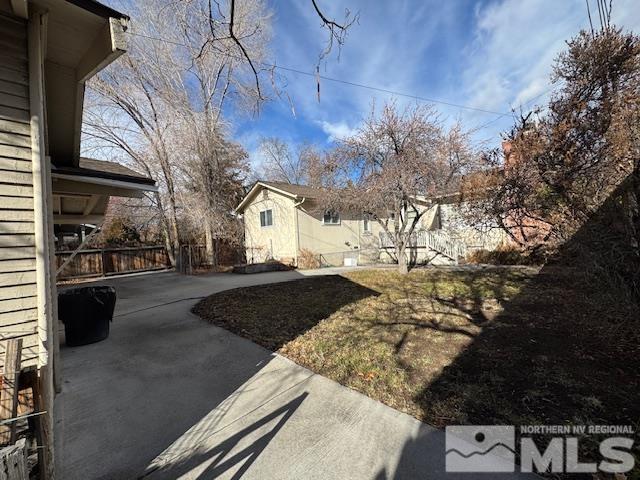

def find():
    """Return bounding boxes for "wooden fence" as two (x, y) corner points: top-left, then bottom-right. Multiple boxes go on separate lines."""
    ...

(177, 244), (244, 274)
(55, 246), (171, 280)
(0, 439), (28, 479)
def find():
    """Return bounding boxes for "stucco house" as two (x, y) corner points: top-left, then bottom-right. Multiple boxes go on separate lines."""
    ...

(0, 0), (154, 476)
(236, 181), (507, 267)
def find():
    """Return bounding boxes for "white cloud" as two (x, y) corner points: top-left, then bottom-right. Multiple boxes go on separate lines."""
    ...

(455, 0), (640, 143)
(464, 0), (584, 114)
(270, 0), (458, 129)
(241, 0), (640, 150)
(319, 120), (357, 142)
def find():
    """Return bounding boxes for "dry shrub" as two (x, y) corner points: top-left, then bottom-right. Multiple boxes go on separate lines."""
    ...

(297, 249), (321, 269)
(466, 244), (538, 266)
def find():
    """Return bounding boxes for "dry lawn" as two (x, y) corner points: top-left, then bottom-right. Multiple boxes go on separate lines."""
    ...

(193, 266), (639, 472)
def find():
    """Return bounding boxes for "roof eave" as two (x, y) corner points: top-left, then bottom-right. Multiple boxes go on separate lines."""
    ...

(64, 0), (130, 20)
(51, 172), (158, 194)
(235, 181), (298, 213)
(54, 165), (156, 186)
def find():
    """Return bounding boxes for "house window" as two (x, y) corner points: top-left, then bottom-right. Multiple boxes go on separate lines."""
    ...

(323, 211), (340, 225)
(260, 209), (273, 227)
(363, 216), (371, 233)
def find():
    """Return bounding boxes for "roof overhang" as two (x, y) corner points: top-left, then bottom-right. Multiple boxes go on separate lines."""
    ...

(236, 181), (300, 213)
(54, 162), (157, 187)
(28, 0), (129, 168)
(51, 167), (157, 225)
(52, 172), (158, 196)
(6, 0), (128, 20)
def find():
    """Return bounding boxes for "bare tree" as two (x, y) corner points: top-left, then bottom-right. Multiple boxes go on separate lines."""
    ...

(83, 0), (359, 269)
(475, 26), (640, 251)
(84, 0), (271, 267)
(257, 138), (312, 184)
(176, 121), (249, 264)
(317, 102), (476, 274)
(469, 19), (640, 296)
(85, 56), (183, 266)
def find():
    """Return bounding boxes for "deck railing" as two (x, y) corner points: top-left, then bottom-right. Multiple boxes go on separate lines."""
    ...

(379, 230), (467, 260)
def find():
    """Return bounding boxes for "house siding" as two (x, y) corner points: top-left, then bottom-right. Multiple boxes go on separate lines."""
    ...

(243, 189), (297, 263)
(0, 13), (38, 367)
(297, 209), (361, 256)
(439, 202), (508, 250)
(240, 184), (512, 267)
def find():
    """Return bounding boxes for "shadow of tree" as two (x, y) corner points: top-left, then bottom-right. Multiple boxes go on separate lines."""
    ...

(267, 267), (534, 423)
(388, 173), (640, 477)
(188, 176), (640, 477)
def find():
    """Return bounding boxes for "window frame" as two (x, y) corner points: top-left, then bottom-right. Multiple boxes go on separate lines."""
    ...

(260, 208), (273, 227)
(322, 211), (341, 225)
(362, 215), (371, 234)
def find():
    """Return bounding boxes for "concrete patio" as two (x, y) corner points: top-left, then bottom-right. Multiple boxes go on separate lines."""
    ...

(54, 269), (533, 479)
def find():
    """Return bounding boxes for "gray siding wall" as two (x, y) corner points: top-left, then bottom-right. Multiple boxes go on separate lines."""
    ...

(0, 13), (38, 367)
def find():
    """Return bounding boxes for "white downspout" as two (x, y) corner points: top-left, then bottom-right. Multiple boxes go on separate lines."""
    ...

(293, 197), (305, 267)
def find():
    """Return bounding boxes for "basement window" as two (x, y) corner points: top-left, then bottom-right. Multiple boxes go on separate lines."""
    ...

(260, 209), (273, 227)
(323, 211), (340, 225)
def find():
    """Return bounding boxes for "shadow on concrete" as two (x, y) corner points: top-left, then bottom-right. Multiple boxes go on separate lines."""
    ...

(56, 270), (312, 479)
(140, 392), (308, 479)
(376, 424), (526, 480)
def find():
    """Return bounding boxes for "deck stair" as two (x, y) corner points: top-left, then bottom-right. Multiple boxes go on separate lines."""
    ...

(379, 230), (467, 263)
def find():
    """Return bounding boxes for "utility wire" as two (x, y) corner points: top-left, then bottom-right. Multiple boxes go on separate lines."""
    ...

(123, 30), (509, 116)
(469, 87), (553, 134)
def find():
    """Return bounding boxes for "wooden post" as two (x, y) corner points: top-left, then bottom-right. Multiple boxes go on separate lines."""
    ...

(45, 161), (61, 395)
(100, 249), (107, 277)
(0, 339), (23, 445)
(32, 371), (50, 480)
(0, 438), (28, 479)
(28, 10), (55, 479)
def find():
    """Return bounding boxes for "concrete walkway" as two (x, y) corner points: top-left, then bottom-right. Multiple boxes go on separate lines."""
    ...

(54, 269), (533, 479)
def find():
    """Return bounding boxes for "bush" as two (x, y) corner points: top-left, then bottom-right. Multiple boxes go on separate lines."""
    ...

(297, 249), (321, 269)
(466, 244), (537, 265)
(99, 216), (142, 247)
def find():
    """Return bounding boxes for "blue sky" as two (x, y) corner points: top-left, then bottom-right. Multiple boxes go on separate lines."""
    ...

(102, 0), (640, 171)
(235, 0), (640, 170)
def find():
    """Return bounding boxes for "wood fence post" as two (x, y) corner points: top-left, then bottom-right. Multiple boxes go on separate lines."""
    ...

(101, 249), (107, 276)
(0, 339), (23, 445)
(0, 438), (28, 479)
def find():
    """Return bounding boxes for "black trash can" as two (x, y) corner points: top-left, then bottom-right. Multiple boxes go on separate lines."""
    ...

(58, 286), (116, 347)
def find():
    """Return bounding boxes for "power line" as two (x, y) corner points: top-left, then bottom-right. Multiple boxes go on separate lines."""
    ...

(123, 30), (510, 116)
(469, 87), (553, 134)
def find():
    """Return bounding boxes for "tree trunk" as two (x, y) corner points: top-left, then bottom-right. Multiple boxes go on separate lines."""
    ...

(154, 192), (176, 267)
(154, 144), (181, 271)
(397, 242), (408, 274)
(205, 219), (215, 266)
(167, 201), (181, 271)
(163, 229), (175, 266)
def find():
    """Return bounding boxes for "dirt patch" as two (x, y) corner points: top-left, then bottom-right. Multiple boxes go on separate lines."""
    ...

(192, 275), (378, 350)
